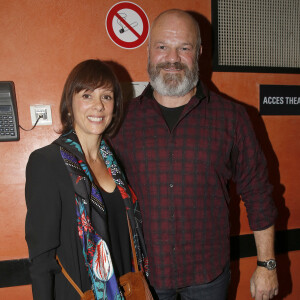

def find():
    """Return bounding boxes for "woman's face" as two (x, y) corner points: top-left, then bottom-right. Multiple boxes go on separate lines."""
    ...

(72, 86), (114, 139)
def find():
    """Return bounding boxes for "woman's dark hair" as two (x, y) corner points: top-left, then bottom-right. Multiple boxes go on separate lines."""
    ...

(60, 59), (123, 137)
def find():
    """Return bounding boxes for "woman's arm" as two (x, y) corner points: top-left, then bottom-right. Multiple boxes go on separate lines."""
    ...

(25, 149), (61, 300)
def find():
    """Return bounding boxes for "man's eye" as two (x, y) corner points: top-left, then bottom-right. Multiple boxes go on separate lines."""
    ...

(158, 45), (166, 50)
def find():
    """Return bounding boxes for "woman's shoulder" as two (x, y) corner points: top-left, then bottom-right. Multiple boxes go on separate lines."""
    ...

(32, 142), (58, 153)
(26, 142), (72, 185)
(27, 143), (62, 169)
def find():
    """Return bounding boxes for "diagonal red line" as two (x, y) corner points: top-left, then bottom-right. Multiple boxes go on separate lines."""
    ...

(115, 12), (141, 39)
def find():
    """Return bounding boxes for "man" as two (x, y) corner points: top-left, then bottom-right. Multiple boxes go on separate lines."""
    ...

(112, 9), (278, 300)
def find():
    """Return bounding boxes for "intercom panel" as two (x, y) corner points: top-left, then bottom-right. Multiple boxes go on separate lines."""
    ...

(0, 82), (20, 141)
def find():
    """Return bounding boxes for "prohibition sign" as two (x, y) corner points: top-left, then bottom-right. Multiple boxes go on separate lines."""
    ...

(105, 2), (149, 49)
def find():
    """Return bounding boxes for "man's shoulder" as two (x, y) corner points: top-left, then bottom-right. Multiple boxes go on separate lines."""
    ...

(112, 95), (147, 145)
(207, 89), (245, 113)
(123, 95), (149, 120)
(126, 95), (141, 107)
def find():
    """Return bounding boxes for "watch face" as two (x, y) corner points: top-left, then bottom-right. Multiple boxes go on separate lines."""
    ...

(266, 259), (276, 270)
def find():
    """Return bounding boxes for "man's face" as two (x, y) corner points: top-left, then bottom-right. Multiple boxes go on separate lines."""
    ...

(147, 13), (199, 97)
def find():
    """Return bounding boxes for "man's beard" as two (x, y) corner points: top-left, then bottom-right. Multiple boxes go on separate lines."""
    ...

(147, 60), (199, 97)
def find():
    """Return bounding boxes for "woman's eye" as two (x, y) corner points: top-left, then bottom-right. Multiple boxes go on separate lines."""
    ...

(82, 94), (91, 99)
(102, 94), (113, 100)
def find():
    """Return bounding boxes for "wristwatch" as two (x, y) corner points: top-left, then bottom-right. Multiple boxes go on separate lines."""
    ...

(257, 259), (277, 270)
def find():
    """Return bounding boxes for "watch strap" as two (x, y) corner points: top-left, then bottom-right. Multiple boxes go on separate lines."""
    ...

(257, 260), (267, 267)
(257, 259), (276, 270)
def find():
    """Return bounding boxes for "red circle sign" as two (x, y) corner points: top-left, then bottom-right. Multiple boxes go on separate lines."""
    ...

(105, 2), (149, 49)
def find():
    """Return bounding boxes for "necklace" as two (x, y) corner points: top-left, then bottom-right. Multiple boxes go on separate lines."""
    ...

(87, 152), (101, 164)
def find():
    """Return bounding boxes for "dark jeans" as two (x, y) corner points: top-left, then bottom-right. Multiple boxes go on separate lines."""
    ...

(153, 263), (230, 300)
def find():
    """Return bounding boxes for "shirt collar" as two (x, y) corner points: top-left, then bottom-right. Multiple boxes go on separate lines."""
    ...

(138, 81), (208, 104)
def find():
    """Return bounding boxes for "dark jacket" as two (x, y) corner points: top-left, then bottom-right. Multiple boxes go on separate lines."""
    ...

(25, 143), (91, 299)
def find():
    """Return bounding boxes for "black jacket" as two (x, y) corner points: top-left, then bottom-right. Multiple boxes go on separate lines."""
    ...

(25, 143), (91, 299)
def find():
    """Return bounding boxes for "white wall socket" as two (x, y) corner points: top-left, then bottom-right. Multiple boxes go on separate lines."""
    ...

(30, 104), (52, 126)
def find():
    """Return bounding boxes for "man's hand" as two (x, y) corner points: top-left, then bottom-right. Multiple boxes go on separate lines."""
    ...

(250, 267), (279, 299)
(252, 225), (278, 299)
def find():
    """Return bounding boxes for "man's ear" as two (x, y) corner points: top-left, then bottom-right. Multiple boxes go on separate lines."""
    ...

(199, 45), (203, 56)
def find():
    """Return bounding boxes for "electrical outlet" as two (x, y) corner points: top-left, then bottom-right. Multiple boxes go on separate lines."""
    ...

(30, 104), (52, 125)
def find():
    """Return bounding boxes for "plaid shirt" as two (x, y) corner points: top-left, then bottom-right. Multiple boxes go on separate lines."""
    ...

(111, 82), (277, 289)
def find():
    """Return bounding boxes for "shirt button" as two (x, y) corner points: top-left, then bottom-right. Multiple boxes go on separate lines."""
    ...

(169, 183), (174, 188)
(173, 247), (176, 251)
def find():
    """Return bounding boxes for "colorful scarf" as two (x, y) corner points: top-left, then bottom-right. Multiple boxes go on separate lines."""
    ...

(53, 131), (149, 299)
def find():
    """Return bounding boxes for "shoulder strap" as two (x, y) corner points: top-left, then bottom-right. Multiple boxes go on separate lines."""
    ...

(56, 255), (85, 297)
(126, 214), (139, 272)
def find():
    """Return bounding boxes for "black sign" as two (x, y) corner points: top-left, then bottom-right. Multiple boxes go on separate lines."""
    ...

(260, 85), (300, 115)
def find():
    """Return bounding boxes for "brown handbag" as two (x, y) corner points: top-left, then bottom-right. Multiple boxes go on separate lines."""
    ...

(56, 215), (153, 300)
(56, 255), (95, 300)
(119, 216), (154, 300)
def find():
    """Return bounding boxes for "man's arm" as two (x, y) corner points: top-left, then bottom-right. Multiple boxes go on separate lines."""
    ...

(250, 225), (279, 299)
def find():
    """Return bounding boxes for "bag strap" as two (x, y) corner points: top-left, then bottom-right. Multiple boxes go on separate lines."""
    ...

(56, 255), (85, 297)
(56, 218), (138, 296)
(126, 214), (139, 272)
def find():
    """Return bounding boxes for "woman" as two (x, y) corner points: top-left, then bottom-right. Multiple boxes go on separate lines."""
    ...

(25, 59), (148, 299)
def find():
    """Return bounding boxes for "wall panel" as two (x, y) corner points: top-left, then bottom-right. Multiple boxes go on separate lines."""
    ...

(0, 0), (299, 298)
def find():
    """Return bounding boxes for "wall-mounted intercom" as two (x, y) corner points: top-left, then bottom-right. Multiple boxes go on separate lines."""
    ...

(0, 82), (20, 141)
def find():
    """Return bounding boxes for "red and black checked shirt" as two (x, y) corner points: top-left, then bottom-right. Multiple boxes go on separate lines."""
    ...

(111, 82), (277, 289)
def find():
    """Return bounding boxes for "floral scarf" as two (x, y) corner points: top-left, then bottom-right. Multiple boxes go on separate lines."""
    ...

(53, 131), (148, 299)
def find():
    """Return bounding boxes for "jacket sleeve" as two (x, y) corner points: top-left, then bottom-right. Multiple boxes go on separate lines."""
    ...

(25, 149), (61, 299)
(232, 106), (277, 231)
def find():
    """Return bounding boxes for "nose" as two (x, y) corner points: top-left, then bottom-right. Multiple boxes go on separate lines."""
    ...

(166, 48), (180, 63)
(94, 99), (105, 111)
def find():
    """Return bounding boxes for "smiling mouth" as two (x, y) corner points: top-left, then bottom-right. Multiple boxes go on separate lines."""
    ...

(157, 62), (184, 72)
(88, 116), (103, 122)
(163, 67), (182, 72)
